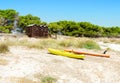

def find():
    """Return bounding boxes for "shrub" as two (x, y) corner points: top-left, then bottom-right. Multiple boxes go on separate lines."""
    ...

(41, 76), (57, 83)
(0, 43), (9, 53)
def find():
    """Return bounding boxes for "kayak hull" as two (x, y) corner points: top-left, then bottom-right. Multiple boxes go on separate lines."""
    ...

(48, 48), (85, 59)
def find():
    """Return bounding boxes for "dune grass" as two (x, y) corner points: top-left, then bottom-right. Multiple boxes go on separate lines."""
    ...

(41, 76), (57, 83)
(7, 77), (37, 83)
(0, 43), (9, 53)
(7, 74), (57, 83)
(9, 75), (57, 83)
(2, 37), (101, 50)
(76, 40), (101, 49)
(34, 73), (57, 83)
(0, 59), (8, 65)
(58, 38), (100, 49)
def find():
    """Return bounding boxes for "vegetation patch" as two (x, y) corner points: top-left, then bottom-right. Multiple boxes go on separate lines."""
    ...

(41, 76), (57, 83)
(82, 40), (100, 49)
(59, 39), (73, 47)
(1, 37), (101, 50)
(34, 73), (57, 83)
(0, 43), (9, 53)
(24, 39), (60, 49)
(75, 39), (100, 49)
(6, 77), (37, 83)
(0, 59), (8, 65)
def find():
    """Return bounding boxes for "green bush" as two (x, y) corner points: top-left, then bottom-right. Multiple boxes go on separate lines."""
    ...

(41, 76), (57, 83)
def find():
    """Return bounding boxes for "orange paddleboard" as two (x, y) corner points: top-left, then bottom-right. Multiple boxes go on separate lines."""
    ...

(64, 49), (110, 58)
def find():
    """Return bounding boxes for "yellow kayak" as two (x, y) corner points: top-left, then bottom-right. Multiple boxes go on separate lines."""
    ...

(48, 48), (85, 59)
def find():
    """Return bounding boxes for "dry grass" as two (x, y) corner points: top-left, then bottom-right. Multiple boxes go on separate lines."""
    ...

(76, 40), (100, 49)
(0, 43), (9, 53)
(34, 73), (57, 83)
(0, 59), (8, 65)
(6, 77), (37, 83)
(4, 36), (120, 50)
(1, 37), (101, 50)
(59, 38), (100, 49)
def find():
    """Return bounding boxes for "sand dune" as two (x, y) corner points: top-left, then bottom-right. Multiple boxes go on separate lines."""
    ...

(0, 45), (120, 83)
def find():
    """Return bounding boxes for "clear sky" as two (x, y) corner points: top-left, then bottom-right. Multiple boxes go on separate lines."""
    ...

(0, 0), (120, 27)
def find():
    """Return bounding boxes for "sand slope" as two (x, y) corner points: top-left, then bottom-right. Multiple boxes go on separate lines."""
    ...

(0, 46), (120, 83)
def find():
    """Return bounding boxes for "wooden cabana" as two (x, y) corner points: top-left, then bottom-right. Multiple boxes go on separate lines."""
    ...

(25, 24), (49, 38)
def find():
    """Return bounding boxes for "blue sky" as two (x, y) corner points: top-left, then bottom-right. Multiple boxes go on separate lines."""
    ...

(0, 0), (120, 27)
